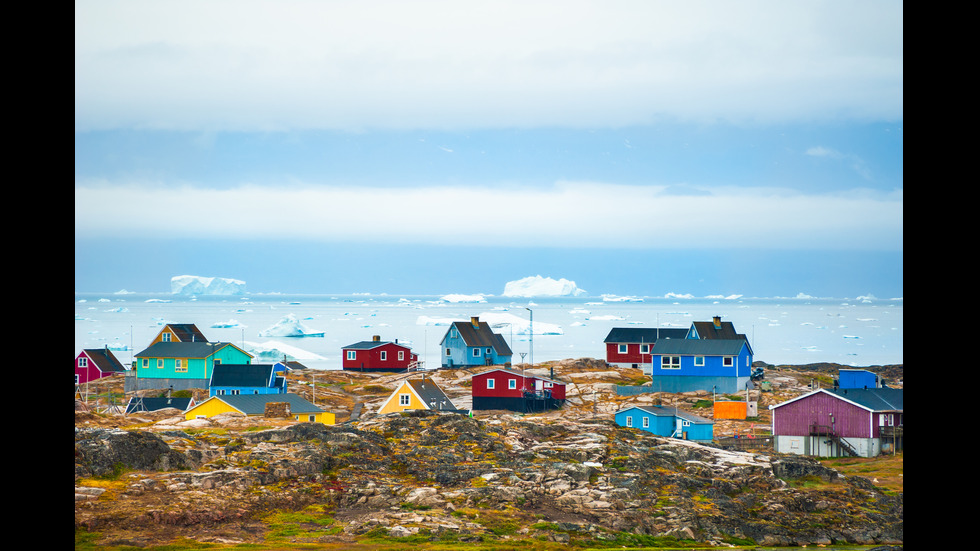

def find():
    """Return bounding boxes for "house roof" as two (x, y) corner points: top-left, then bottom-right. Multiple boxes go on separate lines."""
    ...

(472, 368), (566, 385)
(617, 405), (713, 424)
(769, 387), (904, 413)
(603, 327), (688, 343)
(198, 393), (324, 415)
(134, 341), (253, 359)
(280, 361), (307, 370)
(342, 339), (412, 350)
(689, 318), (743, 340)
(210, 363), (277, 387)
(401, 378), (461, 411)
(81, 348), (127, 374)
(162, 323), (209, 343)
(442, 318), (513, 356)
(126, 396), (194, 414)
(651, 338), (749, 356)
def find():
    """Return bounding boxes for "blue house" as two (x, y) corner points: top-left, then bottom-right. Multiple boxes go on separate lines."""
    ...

(837, 369), (881, 390)
(615, 405), (714, 442)
(648, 337), (753, 394)
(440, 317), (513, 368)
(209, 363), (286, 397)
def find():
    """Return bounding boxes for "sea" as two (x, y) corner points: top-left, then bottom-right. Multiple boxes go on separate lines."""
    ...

(75, 292), (903, 371)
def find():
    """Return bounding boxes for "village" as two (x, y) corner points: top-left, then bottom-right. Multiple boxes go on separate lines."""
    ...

(75, 314), (903, 460)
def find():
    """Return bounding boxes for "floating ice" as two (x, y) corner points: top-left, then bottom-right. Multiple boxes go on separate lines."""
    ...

(440, 294), (487, 303)
(171, 274), (246, 296)
(503, 275), (586, 297)
(245, 340), (327, 361)
(258, 313), (324, 337)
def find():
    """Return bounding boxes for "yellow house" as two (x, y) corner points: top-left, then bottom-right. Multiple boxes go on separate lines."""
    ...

(377, 376), (461, 415)
(185, 393), (335, 424)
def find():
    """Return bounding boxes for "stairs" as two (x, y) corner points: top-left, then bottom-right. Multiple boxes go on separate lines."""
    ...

(809, 424), (860, 457)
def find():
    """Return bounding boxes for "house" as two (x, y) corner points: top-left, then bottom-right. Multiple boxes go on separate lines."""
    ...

(470, 368), (566, 413)
(125, 395), (196, 414)
(184, 393), (335, 424)
(75, 347), (127, 385)
(647, 337), (754, 394)
(150, 323), (209, 345)
(837, 369), (882, 389)
(769, 386), (903, 457)
(376, 376), (463, 415)
(342, 335), (419, 372)
(209, 363), (286, 397)
(440, 317), (513, 367)
(129, 341), (254, 392)
(603, 327), (688, 369)
(615, 405), (714, 442)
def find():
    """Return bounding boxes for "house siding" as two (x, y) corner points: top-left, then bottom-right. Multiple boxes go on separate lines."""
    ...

(342, 343), (417, 371)
(772, 391), (873, 439)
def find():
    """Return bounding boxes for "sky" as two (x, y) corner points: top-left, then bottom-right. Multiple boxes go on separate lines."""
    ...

(75, 0), (903, 299)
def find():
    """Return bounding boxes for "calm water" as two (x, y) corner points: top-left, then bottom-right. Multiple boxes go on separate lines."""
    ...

(75, 293), (903, 371)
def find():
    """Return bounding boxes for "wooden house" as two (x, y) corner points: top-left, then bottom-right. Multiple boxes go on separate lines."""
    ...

(184, 393), (335, 424)
(686, 316), (748, 341)
(209, 363), (286, 397)
(150, 323), (209, 345)
(125, 395), (196, 414)
(647, 338), (753, 394)
(75, 347), (127, 385)
(603, 327), (687, 369)
(342, 335), (419, 372)
(130, 341), (253, 392)
(615, 405), (714, 442)
(769, 387), (903, 457)
(470, 368), (566, 413)
(440, 317), (513, 367)
(837, 369), (882, 389)
(376, 376), (462, 415)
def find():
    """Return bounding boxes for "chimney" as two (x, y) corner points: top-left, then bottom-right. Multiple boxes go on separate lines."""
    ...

(471, 316), (480, 327)
(373, 335), (381, 342)
(713, 316), (722, 329)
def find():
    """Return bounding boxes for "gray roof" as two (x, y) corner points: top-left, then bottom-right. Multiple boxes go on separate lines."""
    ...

(208, 393), (323, 415)
(651, 338), (749, 356)
(81, 348), (127, 374)
(135, 341), (249, 359)
(826, 387), (903, 412)
(405, 378), (461, 411)
(210, 364), (277, 388)
(343, 340), (411, 350)
(442, 318), (513, 356)
(604, 327), (688, 343)
(126, 396), (194, 414)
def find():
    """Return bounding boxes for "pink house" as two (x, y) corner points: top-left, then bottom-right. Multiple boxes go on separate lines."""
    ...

(75, 348), (127, 385)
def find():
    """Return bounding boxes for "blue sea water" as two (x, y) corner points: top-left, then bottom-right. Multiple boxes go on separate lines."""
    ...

(75, 293), (903, 371)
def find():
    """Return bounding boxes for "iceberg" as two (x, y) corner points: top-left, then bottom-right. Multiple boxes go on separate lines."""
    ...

(441, 294), (487, 303)
(503, 275), (586, 297)
(171, 275), (246, 296)
(245, 340), (327, 361)
(258, 313), (324, 337)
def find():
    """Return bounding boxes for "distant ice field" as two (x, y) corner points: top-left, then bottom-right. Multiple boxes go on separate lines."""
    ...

(75, 293), (903, 371)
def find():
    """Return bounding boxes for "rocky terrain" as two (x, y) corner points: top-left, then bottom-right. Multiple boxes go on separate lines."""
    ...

(75, 359), (903, 549)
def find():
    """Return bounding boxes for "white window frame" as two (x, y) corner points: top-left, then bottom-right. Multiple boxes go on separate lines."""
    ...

(78, 357), (88, 368)
(618, 344), (628, 354)
(398, 351), (405, 361)
(642, 417), (650, 428)
(346, 350), (356, 361)
(723, 356), (734, 367)
(380, 351), (387, 361)
(508, 379), (517, 389)
(662, 356), (680, 369)
(486, 347), (493, 356)
(626, 416), (633, 427)
(162, 332), (172, 342)
(694, 356), (704, 366)
(473, 348), (481, 357)
(640, 344), (650, 354)
(487, 378), (495, 389)
(399, 393), (410, 406)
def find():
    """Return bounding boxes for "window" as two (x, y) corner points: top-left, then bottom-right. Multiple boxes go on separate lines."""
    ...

(508, 379), (517, 389)
(746, 356), (750, 367)
(473, 348), (481, 357)
(78, 357), (88, 368)
(662, 356), (680, 369)
(380, 351), (387, 361)
(142, 359), (148, 369)
(398, 351), (404, 361)
(175, 359), (187, 373)
(694, 356), (704, 366)
(217, 390), (225, 395)
(157, 359), (164, 369)
(308, 415), (316, 422)
(640, 344), (650, 354)
(446, 348), (452, 356)
(399, 394), (410, 406)
(162, 332), (172, 342)
(486, 347), (492, 355)
(626, 416), (633, 427)
(618, 344), (628, 354)
(75, 374), (80, 384)
(347, 350), (356, 361)
(723, 356), (734, 367)
(487, 378), (495, 389)
(642, 417), (649, 428)
(230, 389), (240, 395)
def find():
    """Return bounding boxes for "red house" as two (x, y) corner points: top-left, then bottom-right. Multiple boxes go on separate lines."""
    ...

(75, 348), (127, 385)
(342, 335), (419, 372)
(604, 327), (688, 369)
(471, 368), (566, 413)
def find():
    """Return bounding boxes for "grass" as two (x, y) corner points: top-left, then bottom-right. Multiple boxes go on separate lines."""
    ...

(819, 451), (903, 494)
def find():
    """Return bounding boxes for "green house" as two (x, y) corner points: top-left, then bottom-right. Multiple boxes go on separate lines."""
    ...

(130, 341), (253, 391)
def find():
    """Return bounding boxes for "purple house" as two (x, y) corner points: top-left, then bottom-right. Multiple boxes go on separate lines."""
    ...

(769, 387), (903, 457)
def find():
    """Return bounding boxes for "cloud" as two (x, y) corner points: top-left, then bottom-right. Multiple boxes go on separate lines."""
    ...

(74, 180), (903, 251)
(74, 0), (903, 132)
(806, 145), (875, 181)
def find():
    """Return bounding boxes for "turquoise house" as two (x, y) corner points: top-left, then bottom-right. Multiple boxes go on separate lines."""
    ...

(615, 405), (714, 442)
(130, 341), (253, 391)
(440, 317), (513, 367)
